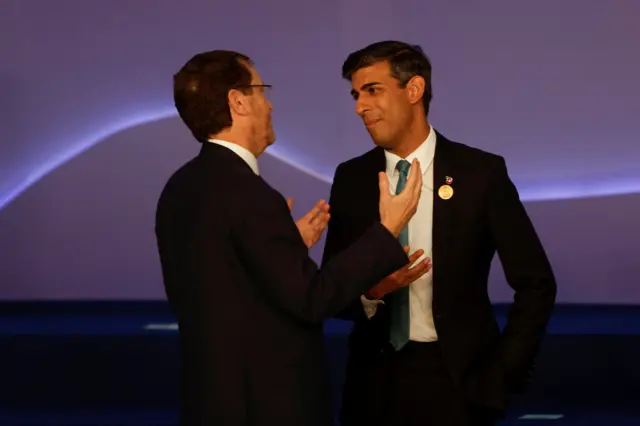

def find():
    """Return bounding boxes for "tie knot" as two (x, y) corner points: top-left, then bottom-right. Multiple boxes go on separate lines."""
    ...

(396, 159), (411, 175)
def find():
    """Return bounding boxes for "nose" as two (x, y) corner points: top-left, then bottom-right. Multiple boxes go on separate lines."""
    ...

(355, 97), (368, 117)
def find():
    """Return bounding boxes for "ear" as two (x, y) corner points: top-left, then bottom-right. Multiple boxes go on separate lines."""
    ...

(228, 89), (251, 116)
(405, 75), (425, 106)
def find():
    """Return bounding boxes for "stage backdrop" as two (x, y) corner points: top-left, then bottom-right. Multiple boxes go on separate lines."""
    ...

(0, 0), (639, 303)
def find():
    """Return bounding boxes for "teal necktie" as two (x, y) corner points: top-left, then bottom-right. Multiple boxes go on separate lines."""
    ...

(389, 159), (411, 351)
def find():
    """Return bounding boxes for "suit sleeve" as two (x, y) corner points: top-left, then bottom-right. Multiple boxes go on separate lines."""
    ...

(321, 164), (375, 323)
(487, 156), (557, 392)
(234, 181), (408, 324)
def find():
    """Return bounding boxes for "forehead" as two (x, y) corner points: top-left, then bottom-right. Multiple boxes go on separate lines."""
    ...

(351, 61), (394, 88)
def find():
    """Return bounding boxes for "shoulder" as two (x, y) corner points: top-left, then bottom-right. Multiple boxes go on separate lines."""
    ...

(436, 132), (511, 186)
(157, 157), (199, 208)
(333, 146), (382, 178)
(438, 132), (503, 167)
(435, 133), (521, 207)
(231, 170), (290, 221)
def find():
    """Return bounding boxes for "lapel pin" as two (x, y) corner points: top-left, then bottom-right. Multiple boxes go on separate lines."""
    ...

(438, 184), (454, 200)
(439, 176), (454, 200)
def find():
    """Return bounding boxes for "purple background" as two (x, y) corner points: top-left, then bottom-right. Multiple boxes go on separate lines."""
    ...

(1, 0), (639, 302)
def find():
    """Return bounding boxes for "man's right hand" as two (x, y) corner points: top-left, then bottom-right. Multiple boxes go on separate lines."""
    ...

(365, 246), (432, 300)
(287, 198), (330, 248)
(379, 158), (422, 238)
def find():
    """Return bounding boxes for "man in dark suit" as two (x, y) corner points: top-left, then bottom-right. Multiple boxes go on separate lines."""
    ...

(321, 41), (557, 425)
(155, 50), (425, 426)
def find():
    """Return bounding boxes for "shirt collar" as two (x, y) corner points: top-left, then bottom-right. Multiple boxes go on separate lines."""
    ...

(207, 139), (260, 175)
(384, 124), (436, 178)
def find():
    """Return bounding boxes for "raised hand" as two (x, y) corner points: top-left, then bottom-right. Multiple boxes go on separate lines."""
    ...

(379, 158), (422, 237)
(289, 198), (330, 248)
(365, 246), (432, 299)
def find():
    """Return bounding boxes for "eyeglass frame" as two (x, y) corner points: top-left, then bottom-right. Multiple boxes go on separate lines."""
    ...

(233, 84), (272, 96)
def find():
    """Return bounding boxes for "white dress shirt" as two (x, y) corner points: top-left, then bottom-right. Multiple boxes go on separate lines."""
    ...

(362, 126), (438, 342)
(207, 139), (260, 175)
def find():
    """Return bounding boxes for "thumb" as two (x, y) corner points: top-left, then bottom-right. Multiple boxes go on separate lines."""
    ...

(378, 172), (390, 200)
(286, 197), (294, 212)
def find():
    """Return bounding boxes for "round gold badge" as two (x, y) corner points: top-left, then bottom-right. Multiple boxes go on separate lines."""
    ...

(438, 184), (454, 200)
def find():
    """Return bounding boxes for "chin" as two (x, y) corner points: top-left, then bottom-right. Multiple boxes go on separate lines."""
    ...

(368, 129), (396, 150)
(370, 136), (393, 149)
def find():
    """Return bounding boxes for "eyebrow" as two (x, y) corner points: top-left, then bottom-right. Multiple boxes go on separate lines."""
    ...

(350, 81), (382, 97)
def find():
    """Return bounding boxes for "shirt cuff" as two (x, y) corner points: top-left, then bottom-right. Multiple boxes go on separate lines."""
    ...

(360, 295), (385, 319)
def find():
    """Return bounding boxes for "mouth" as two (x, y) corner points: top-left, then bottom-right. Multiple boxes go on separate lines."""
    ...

(364, 119), (380, 128)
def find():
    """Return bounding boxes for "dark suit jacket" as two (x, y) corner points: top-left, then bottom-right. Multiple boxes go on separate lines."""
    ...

(321, 131), (557, 419)
(155, 142), (409, 426)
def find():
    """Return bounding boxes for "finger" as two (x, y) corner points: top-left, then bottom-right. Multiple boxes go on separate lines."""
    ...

(403, 245), (411, 254)
(413, 161), (423, 198)
(313, 212), (330, 230)
(406, 159), (422, 193)
(399, 252), (427, 272)
(415, 256), (431, 270)
(406, 258), (432, 280)
(320, 211), (330, 227)
(286, 197), (294, 212)
(310, 207), (330, 227)
(406, 249), (425, 264)
(398, 251), (424, 274)
(412, 158), (421, 175)
(303, 199), (326, 222)
(409, 261), (433, 281)
(311, 205), (330, 226)
(395, 160), (420, 199)
(378, 172), (390, 200)
(406, 266), (430, 284)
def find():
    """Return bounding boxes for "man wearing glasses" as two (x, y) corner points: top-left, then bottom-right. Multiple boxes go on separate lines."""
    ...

(155, 50), (423, 426)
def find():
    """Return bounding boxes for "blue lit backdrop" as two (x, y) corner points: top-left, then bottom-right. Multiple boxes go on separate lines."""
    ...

(1, 0), (639, 302)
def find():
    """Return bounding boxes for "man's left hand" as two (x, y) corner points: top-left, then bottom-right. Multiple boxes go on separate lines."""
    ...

(287, 198), (330, 248)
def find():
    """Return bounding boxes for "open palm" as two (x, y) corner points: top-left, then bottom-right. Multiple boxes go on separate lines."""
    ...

(287, 198), (330, 248)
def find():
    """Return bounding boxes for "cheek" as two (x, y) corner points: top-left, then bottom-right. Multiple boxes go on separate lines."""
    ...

(390, 101), (411, 124)
(382, 103), (401, 127)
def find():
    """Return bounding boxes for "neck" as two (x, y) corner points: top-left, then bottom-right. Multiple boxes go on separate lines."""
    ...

(210, 128), (260, 157)
(387, 119), (431, 159)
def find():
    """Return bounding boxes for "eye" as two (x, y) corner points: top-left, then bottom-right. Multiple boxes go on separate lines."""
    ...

(367, 87), (377, 94)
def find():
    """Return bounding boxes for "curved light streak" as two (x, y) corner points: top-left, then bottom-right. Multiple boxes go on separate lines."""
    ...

(0, 108), (331, 211)
(0, 109), (169, 210)
(518, 178), (640, 202)
(0, 109), (639, 210)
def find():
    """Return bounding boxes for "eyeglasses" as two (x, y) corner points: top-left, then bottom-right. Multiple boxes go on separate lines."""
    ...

(235, 84), (273, 99)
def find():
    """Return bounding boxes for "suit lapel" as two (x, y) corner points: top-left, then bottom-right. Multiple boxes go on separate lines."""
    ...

(432, 132), (457, 276)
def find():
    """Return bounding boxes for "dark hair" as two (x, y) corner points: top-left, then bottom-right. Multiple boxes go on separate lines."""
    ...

(342, 41), (432, 116)
(173, 50), (253, 142)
